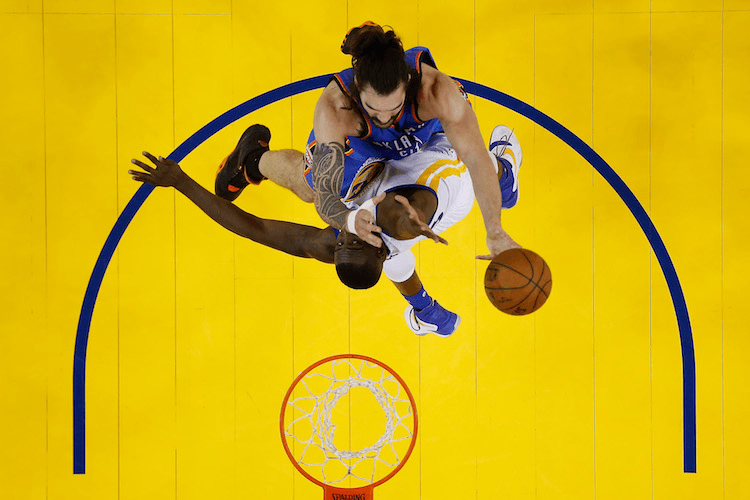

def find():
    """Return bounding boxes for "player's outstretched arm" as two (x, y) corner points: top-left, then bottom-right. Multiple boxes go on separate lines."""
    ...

(129, 152), (335, 263)
(422, 70), (521, 258)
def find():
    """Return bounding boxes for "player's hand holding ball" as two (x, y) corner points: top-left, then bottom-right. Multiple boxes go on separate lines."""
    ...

(479, 228), (521, 260)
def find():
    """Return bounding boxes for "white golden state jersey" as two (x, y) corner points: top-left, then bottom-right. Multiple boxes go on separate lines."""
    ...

(345, 133), (493, 281)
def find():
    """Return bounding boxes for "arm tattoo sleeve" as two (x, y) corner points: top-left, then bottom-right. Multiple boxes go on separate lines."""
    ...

(311, 141), (350, 229)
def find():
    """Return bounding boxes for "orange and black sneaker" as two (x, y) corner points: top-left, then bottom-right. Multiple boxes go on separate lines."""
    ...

(215, 124), (271, 201)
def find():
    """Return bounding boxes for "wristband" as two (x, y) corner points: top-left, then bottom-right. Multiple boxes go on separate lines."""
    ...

(346, 210), (360, 234)
(345, 198), (378, 234)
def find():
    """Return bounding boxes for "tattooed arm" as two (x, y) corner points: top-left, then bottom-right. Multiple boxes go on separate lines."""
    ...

(311, 82), (384, 247)
(310, 141), (349, 228)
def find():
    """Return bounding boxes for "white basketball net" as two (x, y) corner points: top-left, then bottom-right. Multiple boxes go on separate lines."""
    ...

(283, 358), (415, 486)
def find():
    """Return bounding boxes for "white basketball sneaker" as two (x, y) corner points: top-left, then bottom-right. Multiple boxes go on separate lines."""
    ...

(489, 125), (522, 207)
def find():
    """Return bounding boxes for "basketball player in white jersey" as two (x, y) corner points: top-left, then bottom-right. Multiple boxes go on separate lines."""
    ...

(129, 126), (522, 337)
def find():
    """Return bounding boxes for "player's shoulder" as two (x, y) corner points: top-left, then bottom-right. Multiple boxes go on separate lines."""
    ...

(316, 80), (362, 137)
(317, 80), (352, 119)
(417, 65), (468, 121)
(418, 64), (455, 94)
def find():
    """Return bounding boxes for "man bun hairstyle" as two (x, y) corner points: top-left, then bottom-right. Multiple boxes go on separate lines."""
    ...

(341, 22), (412, 96)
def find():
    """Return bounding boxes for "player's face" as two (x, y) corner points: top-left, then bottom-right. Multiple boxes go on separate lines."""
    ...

(359, 83), (407, 129)
(333, 230), (386, 265)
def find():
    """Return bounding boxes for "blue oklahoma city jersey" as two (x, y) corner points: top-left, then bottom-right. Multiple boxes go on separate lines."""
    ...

(304, 46), (469, 200)
(332, 46), (446, 161)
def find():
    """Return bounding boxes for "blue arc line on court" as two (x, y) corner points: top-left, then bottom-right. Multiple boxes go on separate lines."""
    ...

(455, 80), (696, 474)
(72, 75), (331, 474)
(73, 74), (696, 475)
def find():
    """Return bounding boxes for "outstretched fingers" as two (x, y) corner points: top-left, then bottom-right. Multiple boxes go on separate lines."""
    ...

(393, 194), (412, 209)
(393, 194), (448, 245)
(371, 192), (387, 206)
(393, 194), (421, 223)
(128, 171), (152, 184)
(130, 157), (154, 172)
(141, 151), (161, 166)
(129, 152), (163, 185)
(428, 231), (448, 245)
(419, 223), (448, 245)
(353, 208), (383, 247)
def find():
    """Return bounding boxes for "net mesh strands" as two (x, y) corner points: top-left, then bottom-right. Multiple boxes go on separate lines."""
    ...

(283, 357), (415, 486)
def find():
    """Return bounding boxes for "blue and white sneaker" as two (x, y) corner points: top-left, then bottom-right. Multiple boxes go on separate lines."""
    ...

(489, 125), (522, 209)
(404, 300), (461, 338)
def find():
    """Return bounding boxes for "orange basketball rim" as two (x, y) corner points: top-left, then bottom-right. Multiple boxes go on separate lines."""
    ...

(280, 354), (418, 499)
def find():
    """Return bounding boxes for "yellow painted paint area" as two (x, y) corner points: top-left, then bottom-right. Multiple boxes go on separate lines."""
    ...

(0, 2), (747, 500)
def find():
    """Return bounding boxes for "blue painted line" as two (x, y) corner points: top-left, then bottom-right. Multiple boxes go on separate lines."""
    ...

(72, 74), (331, 474)
(73, 74), (696, 475)
(456, 79), (697, 473)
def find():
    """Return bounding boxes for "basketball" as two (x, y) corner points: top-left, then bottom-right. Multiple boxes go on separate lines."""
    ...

(484, 248), (552, 315)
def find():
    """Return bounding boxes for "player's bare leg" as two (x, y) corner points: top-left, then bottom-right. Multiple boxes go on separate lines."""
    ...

(214, 124), (313, 203)
(258, 149), (314, 203)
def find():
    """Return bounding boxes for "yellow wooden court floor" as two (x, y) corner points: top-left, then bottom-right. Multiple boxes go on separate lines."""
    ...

(1, 1), (749, 499)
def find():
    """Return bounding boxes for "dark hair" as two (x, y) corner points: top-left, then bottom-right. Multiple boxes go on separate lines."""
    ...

(335, 261), (382, 289)
(346, 24), (414, 96)
(332, 228), (387, 290)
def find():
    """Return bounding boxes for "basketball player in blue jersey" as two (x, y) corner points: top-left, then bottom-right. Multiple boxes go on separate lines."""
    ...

(130, 124), (522, 337)
(214, 22), (520, 259)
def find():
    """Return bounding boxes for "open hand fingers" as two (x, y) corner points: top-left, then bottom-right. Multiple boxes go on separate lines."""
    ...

(394, 195), (422, 223)
(432, 233), (448, 245)
(476, 254), (494, 260)
(356, 209), (381, 232)
(128, 169), (154, 185)
(394, 194), (413, 210)
(355, 210), (383, 247)
(128, 151), (183, 188)
(426, 232), (448, 245)
(419, 224), (448, 245)
(358, 223), (383, 247)
(141, 151), (161, 166)
(393, 194), (445, 243)
(363, 231), (382, 247)
(130, 158), (154, 173)
(371, 192), (387, 206)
